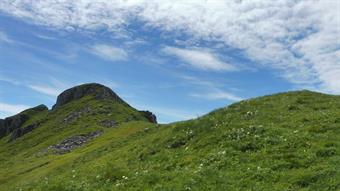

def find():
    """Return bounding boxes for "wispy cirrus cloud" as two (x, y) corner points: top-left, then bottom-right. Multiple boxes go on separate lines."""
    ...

(0, 31), (12, 43)
(91, 44), (128, 62)
(27, 79), (68, 97)
(0, 76), (20, 85)
(28, 84), (62, 97)
(190, 90), (242, 102)
(162, 46), (235, 71)
(0, 102), (30, 117)
(180, 75), (243, 102)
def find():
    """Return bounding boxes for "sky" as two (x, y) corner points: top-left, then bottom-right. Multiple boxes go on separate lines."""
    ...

(0, 0), (339, 123)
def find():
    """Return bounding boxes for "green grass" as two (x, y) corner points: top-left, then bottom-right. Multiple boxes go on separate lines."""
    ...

(1, 90), (340, 190)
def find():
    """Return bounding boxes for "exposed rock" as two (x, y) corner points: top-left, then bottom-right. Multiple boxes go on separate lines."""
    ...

(52, 83), (127, 110)
(63, 106), (92, 123)
(47, 131), (102, 154)
(98, 119), (117, 128)
(8, 122), (41, 142)
(0, 105), (48, 138)
(140, 110), (157, 124)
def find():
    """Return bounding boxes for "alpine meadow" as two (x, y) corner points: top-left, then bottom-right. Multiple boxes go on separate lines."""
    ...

(0, 1), (339, 191)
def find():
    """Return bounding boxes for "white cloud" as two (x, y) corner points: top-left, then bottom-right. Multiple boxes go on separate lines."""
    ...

(28, 85), (62, 97)
(0, 102), (30, 117)
(181, 75), (242, 102)
(0, 0), (339, 92)
(27, 79), (67, 97)
(0, 31), (12, 43)
(190, 90), (242, 102)
(35, 34), (57, 40)
(91, 44), (128, 61)
(162, 46), (235, 71)
(0, 76), (20, 85)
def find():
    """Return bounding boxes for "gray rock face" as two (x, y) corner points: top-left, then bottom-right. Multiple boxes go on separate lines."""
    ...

(0, 105), (48, 139)
(140, 110), (157, 124)
(9, 122), (41, 142)
(98, 119), (117, 128)
(52, 83), (127, 110)
(47, 131), (102, 154)
(63, 106), (92, 124)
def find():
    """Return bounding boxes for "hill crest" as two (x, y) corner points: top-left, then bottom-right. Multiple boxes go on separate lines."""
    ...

(52, 83), (127, 110)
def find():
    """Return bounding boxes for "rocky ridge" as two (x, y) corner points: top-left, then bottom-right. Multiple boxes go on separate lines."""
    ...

(0, 104), (48, 139)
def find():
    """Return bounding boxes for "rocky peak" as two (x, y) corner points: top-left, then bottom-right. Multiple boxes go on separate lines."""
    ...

(0, 104), (48, 138)
(52, 83), (126, 110)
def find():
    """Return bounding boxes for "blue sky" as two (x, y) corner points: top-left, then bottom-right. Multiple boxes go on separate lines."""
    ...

(0, 0), (339, 123)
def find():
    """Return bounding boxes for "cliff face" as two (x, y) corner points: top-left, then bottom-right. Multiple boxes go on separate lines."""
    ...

(0, 104), (48, 139)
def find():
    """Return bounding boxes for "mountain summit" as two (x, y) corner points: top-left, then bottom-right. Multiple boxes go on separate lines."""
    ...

(52, 83), (127, 110)
(0, 88), (339, 191)
(0, 83), (156, 143)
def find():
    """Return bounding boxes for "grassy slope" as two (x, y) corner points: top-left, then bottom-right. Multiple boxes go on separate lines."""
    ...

(0, 91), (340, 190)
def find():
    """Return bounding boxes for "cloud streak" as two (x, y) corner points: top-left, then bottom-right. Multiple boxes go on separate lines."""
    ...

(190, 90), (242, 102)
(28, 84), (62, 97)
(91, 44), (128, 62)
(180, 75), (242, 102)
(0, 102), (30, 117)
(0, 31), (12, 43)
(162, 46), (235, 71)
(27, 79), (68, 97)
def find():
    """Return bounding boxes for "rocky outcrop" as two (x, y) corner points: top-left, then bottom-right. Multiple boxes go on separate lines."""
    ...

(47, 131), (102, 154)
(0, 113), (29, 138)
(140, 110), (157, 124)
(9, 122), (41, 142)
(98, 119), (117, 128)
(63, 106), (92, 124)
(0, 105), (48, 139)
(52, 83), (127, 110)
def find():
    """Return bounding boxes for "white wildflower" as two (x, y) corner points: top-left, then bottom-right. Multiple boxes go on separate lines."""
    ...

(122, 176), (128, 180)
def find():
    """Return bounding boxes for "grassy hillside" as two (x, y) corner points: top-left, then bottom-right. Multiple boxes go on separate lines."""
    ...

(0, 89), (339, 190)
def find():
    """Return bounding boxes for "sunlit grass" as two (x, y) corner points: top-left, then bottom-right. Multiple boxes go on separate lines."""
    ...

(1, 90), (340, 190)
